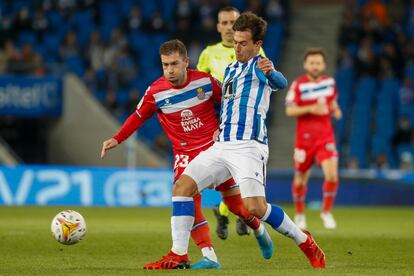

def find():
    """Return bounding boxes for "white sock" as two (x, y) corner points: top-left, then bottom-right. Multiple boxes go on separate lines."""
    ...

(254, 223), (265, 237)
(171, 216), (194, 255)
(277, 214), (307, 245)
(261, 203), (307, 245)
(201, 247), (218, 262)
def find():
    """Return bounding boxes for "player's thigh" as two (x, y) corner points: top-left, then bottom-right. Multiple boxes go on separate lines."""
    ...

(316, 142), (339, 182)
(320, 157), (339, 182)
(183, 145), (231, 192)
(294, 146), (315, 173)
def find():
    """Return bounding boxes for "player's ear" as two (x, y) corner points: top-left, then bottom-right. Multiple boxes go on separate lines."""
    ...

(255, 40), (263, 49)
(184, 56), (190, 67)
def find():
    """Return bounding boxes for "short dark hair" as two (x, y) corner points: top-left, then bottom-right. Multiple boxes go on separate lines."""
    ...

(232, 12), (267, 43)
(304, 48), (327, 62)
(218, 6), (240, 20)
(159, 39), (187, 57)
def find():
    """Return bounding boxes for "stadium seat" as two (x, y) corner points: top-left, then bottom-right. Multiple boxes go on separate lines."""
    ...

(348, 77), (377, 168)
(64, 56), (85, 77)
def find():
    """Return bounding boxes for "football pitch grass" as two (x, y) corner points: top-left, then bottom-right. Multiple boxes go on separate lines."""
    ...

(1, 206), (413, 275)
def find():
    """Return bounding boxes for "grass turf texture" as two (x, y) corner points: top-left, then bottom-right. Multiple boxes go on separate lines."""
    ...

(1, 206), (413, 275)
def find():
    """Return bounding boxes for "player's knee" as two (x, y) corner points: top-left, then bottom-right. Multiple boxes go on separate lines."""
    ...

(173, 175), (198, 197)
(245, 202), (267, 218)
(294, 174), (306, 186)
(325, 173), (338, 182)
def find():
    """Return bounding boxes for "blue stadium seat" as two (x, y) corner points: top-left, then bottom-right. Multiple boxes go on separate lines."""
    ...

(17, 31), (37, 47)
(335, 67), (354, 144)
(264, 23), (284, 63)
(348, 77), (377, 168)
(116, 89), (130, 106)
(43, 33), (62, 55)
(73, 10), (95, 47)
(64, 56), (85, 77)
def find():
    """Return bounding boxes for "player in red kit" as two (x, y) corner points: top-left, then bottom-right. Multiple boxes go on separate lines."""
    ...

(285, 48), (342, 230)
(101, 39), (273, 269)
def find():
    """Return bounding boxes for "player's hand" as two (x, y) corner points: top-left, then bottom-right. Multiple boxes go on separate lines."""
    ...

(310, 98), (329, 115)
(212, 129), (220, 142)
(100, 138), (118, 159)
(332, 108), (342, 120)
(257, 58), (274, 76)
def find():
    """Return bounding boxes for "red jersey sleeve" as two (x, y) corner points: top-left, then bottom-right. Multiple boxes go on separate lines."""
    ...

(210, 76), (222, 105)
(285, 80), (300, 106)
(113, 87), (157, 143)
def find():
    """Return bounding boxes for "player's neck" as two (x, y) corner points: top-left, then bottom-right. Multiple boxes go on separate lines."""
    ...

(306, 74), (323, 82)
(171, 71), (188, 88)
(221, 41), (233, 48)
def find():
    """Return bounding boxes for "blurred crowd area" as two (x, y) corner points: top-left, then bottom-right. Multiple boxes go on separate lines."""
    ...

(4, 0), (413, 170)
(336, 0), (414, 170)
(0, 0), (288, 158)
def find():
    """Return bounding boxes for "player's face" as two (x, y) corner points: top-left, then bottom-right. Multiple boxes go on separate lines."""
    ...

(217, 11), (239, 46)
(304, 54), (326, 80)
(161, 53), (189, 86)
(234, 31), (262, 63)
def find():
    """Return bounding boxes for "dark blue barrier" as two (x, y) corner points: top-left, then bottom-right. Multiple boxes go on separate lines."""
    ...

(0, 165), (413, 207)
(0, 76), (62, 117)
(266, 169), (414, 206)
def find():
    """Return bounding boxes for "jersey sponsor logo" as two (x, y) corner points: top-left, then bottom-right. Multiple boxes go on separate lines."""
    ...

(181, 109), (193, 120)
(180, 109), (204, 132)
(196, 87), (206, 100)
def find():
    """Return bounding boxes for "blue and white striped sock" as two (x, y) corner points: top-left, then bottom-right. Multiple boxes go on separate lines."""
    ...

(171, 196), (195, 255)
(261, 203), (307, 244)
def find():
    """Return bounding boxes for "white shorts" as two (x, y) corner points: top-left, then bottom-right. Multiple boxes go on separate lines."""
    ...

(182, 140), (268, 198)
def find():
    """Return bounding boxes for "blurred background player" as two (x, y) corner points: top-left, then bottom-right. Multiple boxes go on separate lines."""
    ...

(101, 39), (273, 269)
(285, 48), (342, 230)
(197, 6), (266, 239)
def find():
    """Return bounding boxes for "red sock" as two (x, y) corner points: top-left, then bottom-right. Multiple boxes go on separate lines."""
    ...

(322, 180), (338, 213)
(191, 194), (213, 250)
(292, 183), (307, 214)
(223, 194), (261, 230)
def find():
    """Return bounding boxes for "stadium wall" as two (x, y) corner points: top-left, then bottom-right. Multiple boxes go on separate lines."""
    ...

(1, 165), (413, 207)
(47, 74), (168, 167)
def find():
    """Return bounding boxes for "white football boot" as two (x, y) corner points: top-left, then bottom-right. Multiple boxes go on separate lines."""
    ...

(294, 214), (307, 230)
(320, 212), (337, 229)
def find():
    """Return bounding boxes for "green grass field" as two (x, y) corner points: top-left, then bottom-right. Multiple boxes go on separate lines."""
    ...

(1, 206), (413, 275)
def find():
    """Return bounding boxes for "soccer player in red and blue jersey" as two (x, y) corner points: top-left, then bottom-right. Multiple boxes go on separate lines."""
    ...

(101, 39), (273, 269)
(285, 48), (342, 230)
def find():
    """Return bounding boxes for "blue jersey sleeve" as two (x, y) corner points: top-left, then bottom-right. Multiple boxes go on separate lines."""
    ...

(255, 66), (288, 90)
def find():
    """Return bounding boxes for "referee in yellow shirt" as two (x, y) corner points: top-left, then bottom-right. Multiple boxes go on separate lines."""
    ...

(197, 6), (266, 240)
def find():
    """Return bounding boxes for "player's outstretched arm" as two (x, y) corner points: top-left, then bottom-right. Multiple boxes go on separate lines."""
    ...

(100, 138), (118, 159)
(257, 58), (287, 89)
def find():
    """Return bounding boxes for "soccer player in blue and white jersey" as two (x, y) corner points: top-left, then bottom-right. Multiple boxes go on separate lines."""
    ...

(146, 12), (326, 269)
